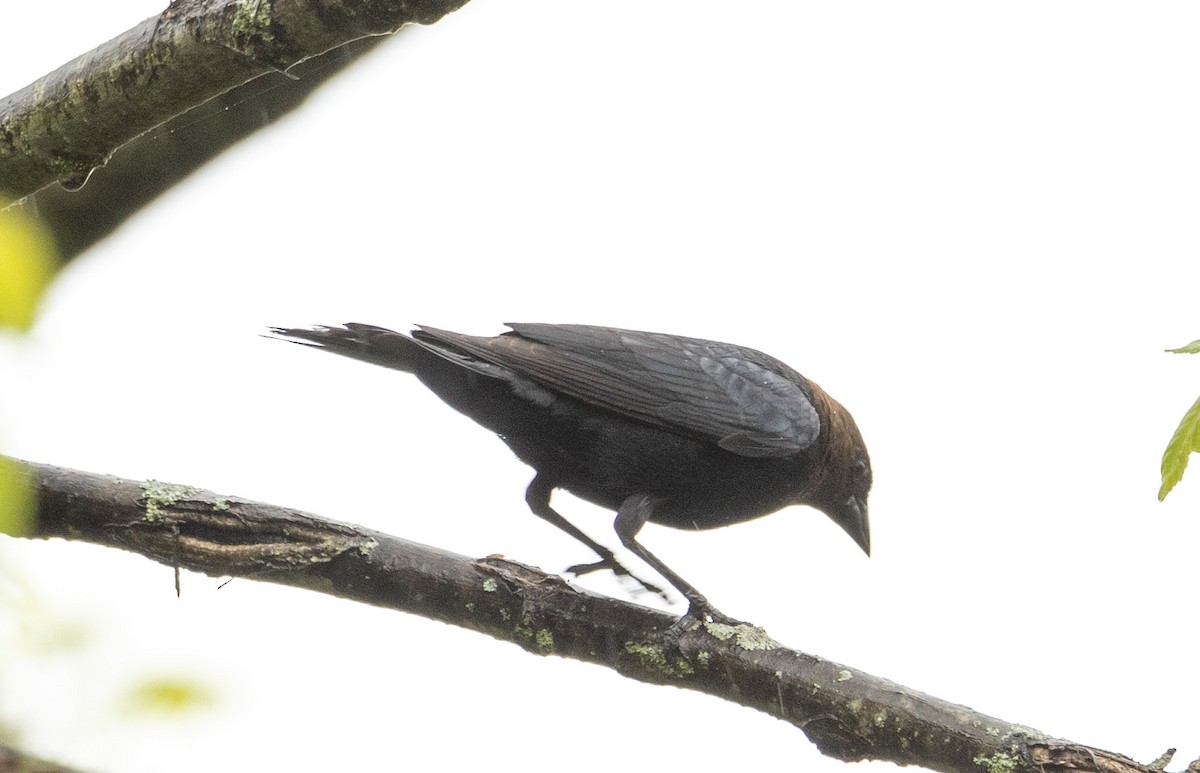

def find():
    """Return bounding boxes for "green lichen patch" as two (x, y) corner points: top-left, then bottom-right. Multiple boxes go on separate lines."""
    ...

(624, 642), (695, 678)
(232, 0), (275, 44)
(513, 624), (554, 654)
(973, 752), (1018, 773)
(482, 578), (498, 592)
(140, 480), (199, 522)
(702, 622), (780, 651)
(999, 724), (1049, 742)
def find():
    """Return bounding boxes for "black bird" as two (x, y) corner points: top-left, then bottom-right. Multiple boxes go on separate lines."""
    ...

(269, 323), (872, 622)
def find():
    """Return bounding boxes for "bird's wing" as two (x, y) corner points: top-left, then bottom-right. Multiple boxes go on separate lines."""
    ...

(415, 324), (821, 458)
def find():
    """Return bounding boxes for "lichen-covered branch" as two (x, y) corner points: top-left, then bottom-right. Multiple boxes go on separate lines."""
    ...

(16, 34), (387, 264)
(0, 0), (471, 200)
(13, 457), (1187, 773)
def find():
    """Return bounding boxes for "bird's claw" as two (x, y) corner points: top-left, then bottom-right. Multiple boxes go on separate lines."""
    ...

(566, 558), (670, 601)
(663, 596), (750, 642)
(687, 603), (747, 628)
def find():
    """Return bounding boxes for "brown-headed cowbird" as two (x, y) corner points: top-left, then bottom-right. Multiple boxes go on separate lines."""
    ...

(270, 323), (872, 622)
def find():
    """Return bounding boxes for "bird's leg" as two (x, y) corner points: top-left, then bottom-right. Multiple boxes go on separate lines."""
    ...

(613, 494), (746, 627)
(524, 475), (668, 599)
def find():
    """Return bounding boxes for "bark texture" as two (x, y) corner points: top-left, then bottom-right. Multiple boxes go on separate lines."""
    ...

(0, 0), (470, 200)
(10, 457), (1190, 773)
(16, 33), (388, 263)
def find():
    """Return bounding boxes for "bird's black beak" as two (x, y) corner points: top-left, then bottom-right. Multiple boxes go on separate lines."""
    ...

(836, 496), (871, 557)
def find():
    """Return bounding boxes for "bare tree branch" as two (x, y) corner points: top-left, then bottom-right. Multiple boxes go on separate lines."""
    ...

(0, 741), (86, 773)
(0, 0), (471, 200)
(17, 33), (388, 264)
(11, 456), (1187, 773)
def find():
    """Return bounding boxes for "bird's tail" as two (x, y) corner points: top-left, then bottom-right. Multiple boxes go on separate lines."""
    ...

(267, 324), (424, 373)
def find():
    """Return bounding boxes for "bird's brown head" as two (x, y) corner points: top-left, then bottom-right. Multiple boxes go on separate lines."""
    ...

(801, 392), (873, 556)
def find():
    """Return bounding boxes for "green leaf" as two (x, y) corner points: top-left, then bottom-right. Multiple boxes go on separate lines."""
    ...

(1165, 339), (1200, 354)
(0, 197), (58, 332)
(0, 455), (35, 537)
(121, 677), (217, 716)
(1159, 394), (1200, 500)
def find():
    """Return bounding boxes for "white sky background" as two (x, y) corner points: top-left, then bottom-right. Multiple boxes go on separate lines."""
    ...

(3, 2), (1200, 771)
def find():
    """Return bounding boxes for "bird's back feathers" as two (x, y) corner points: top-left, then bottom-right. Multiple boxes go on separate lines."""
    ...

(413, 323), (822, 459)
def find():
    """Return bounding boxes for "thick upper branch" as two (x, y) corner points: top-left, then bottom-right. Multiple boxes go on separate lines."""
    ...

(12, 457), (1182, 773)
(0, 0), (470, 199)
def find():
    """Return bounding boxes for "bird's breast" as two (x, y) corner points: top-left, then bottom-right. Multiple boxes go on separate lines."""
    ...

(498, 395), (816, 530)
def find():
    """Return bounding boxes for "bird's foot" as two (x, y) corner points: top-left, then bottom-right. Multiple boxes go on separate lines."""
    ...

(688, 603), (747, 628)
(664, 595), (750, 641)
(566, 558), (670, 601)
